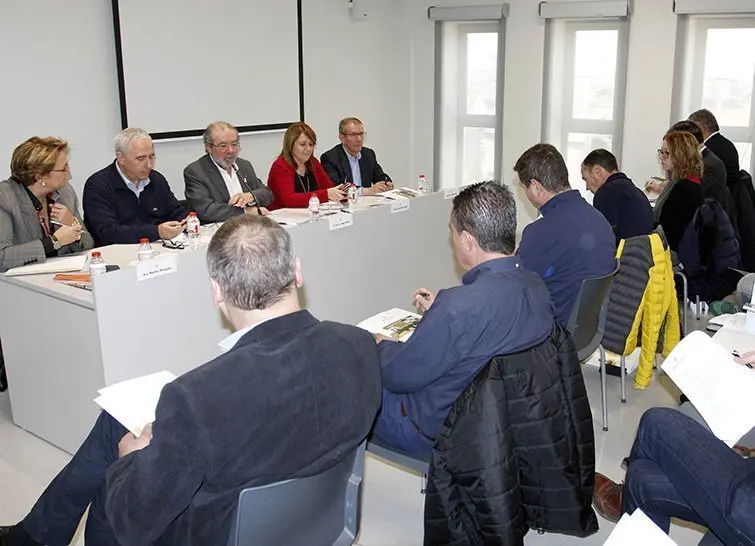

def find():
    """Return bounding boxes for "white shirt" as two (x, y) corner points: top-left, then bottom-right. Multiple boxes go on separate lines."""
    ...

(217, 317), (273, 353)
(212, 159), (244, 199)
(115, 161), (150, 198)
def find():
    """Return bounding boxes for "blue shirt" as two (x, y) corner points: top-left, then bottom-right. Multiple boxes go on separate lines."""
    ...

(344, 146), (362, 187)
(377, 256), (555, 440)
(517, 190), (616, 325)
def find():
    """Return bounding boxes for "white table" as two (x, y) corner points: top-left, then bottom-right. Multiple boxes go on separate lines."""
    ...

(0, 192), (463, 453)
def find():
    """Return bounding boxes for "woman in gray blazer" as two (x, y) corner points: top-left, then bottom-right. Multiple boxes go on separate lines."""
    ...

(0, 136), (93, 272)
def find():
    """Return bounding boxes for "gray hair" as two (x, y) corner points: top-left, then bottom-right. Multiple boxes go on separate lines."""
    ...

(114, 128), (151, 155)
(688, 109), (720, 134)
(207, 215), (296, 310)
(203, 121), (237, 146)
(451, 181), (517, 255)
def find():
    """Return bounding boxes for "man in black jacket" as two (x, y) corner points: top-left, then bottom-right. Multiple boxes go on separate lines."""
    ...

(689, 109), (740, 189)
(0, 216), (382, 546)
(320, 117), (393, 194)
(83, 128), (188, 246)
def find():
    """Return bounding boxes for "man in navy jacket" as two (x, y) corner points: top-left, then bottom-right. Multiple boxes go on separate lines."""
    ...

(83, 128), (188, 247)
(0, 215), (382, 545)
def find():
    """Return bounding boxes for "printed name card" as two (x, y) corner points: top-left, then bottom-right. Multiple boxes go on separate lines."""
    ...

(328, 211), (354, 231)
(136, 254), (178, 282)
(391, 200), (410, 214)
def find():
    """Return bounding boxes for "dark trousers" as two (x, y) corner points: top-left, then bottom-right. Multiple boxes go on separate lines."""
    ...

(371, 390), (432, 455)
(23, 412), (127, 546)
(624, 408), (755, 545)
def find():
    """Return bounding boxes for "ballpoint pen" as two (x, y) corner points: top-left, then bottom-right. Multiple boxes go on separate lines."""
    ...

(50, 220), (89, 234)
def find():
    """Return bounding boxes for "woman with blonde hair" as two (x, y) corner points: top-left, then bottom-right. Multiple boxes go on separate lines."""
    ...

(267, 122), (347, 209)
(0, 136), (93, 272)
(654, 130), (704, 251)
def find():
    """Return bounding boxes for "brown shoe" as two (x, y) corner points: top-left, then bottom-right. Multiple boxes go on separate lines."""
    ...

(593, 472), (624, 523)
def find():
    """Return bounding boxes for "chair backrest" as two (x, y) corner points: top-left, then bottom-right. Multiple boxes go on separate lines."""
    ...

(227, 441), (365, 546)
(566, 265), (618, 361)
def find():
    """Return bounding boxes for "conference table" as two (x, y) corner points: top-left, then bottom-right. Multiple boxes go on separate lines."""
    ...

(0, 191), (465, 454)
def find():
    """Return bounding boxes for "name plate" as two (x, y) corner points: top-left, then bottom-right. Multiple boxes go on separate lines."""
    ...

(328, 211), (354, 231)
(391, 200), (410, 214)
(136, 254), (178, 282)
(444, 187), (460, 200)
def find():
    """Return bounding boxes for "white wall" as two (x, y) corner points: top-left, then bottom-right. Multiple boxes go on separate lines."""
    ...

(0, 0), (409, 200)
(400, 0), (683, 227)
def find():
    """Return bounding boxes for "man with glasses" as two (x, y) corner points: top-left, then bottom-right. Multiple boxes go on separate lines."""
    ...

(83, 128), (188, 247)
(184, 121), (274, 224)
(320, 117), (393, 194)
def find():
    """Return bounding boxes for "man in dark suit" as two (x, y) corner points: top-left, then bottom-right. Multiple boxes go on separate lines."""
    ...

(670, 120), (735, 228)
(0, 215), (382, 546)
(184, 121), (274, 223)
(320, 117), (393, 195)
(689, 109), (740, 189)
(83, 128), (188, 246)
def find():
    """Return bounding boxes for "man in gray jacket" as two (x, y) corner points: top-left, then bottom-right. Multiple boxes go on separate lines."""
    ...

(184, 121), (274, 223)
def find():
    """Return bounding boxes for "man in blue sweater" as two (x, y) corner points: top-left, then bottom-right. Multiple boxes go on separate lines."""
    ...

(83, 128), (188, 247)
(371, 181), (555, 454)
(515, 143), (616, 325)
(581, 148), (653, 245)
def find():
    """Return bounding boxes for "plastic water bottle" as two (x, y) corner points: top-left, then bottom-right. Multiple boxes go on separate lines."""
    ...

(348, 185), (358, 211)
(308, 195), (320, 222)
(186, 212), (200, 248)
(137, 238), (153, 261)
(417, 174), (431, 194)
(89, 251), (106, 276)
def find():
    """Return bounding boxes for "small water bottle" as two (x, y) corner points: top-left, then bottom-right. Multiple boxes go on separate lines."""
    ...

(186, 212), (200, 248)
(417, 174), (431, 194)
(137, 238), (153, 261)
(308, 195), (320, 222)
(89, 251), (106, 276)
(348, 184), (358, 211)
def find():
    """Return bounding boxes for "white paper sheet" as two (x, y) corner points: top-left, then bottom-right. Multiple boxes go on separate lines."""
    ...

(604, 509), (677, 546)
(5, 255), (88, 276)
(358, 308), (422, 343)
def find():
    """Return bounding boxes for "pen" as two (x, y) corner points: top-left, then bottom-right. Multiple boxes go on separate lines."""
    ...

(418, 291), (430, 298)
(50, 220), (88, 234)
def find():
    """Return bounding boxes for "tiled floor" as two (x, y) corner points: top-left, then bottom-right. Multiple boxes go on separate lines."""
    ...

(0, 321), (712, 545)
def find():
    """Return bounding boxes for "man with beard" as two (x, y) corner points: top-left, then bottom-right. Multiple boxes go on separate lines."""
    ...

(184, 121), (274, 223)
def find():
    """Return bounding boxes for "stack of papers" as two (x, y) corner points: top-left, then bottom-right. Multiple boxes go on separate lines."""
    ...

(358, 308), (422, 342)
(382, 187), (421, 200)
(94, 371), (177, 437)
(661, 331), (755, 446)
(5, 255), (88, 276)
(604, 509), (677, 545)
(267, 208), (312, 225)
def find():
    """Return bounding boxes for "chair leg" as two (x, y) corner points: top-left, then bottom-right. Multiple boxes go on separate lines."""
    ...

(696, 295), (701, 321)
(420, 473), (427, 495)
(620, 355), (627, 404)
(681, 273), (689, 337)
(599, 345), (608, 431)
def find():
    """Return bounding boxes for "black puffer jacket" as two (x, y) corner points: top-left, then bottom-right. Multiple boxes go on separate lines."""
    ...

(423, 325), (599, 546)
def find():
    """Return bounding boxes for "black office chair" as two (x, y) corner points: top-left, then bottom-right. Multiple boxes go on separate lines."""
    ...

(566, 265), (618, 432)
(227, 442), (365, 546)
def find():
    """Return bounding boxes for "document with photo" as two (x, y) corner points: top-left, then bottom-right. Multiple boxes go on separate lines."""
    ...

(382, 187), (421, 200)
(358, 308), (422, 343)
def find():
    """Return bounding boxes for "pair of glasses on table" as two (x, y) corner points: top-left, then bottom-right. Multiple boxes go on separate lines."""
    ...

(160, 239), (185, 250)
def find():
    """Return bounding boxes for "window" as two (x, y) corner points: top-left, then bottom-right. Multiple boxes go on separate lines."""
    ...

(542, 20), (629, 200)
(675, 17), (755, 175)
(435, 22), (504, 189)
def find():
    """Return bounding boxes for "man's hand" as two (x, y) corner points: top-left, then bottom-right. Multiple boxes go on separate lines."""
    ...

(374, 334), (394, 343)
(158, 221), (185, 240)
(371, 182), (390, 194)
(229, 192), (255, 208)
(245, 206), (270, 216)
(413, 288), (436, 312)
(118, 424), (153, 458)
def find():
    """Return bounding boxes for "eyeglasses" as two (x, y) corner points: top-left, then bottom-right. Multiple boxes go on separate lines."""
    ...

(51, 164), (71, 173)
(210, 141), (241, 151)
(657, 149), (670, 159)
(161, 239), (185, 250)
(342, 132), (366, 138)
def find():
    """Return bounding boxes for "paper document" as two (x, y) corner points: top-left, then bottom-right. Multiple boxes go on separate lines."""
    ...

(358, 308), (422, 342)
(267, 208), (312, 225)
(382, 187), (421, 200)
(94, 371), (177, 437)
(661, 331), (755, 446)
(707, 313), (746, 332)
(604, 509), (677, 545)
(5, 255), (88, 276)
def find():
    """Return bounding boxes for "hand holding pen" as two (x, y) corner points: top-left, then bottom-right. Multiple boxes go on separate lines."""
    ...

(413, 288), (436, 313)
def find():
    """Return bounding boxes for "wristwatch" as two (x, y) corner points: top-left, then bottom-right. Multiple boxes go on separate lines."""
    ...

(51, 234), (63, 250)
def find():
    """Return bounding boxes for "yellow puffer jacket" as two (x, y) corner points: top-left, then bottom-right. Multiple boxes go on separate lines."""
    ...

(609, 233), (680, 389)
